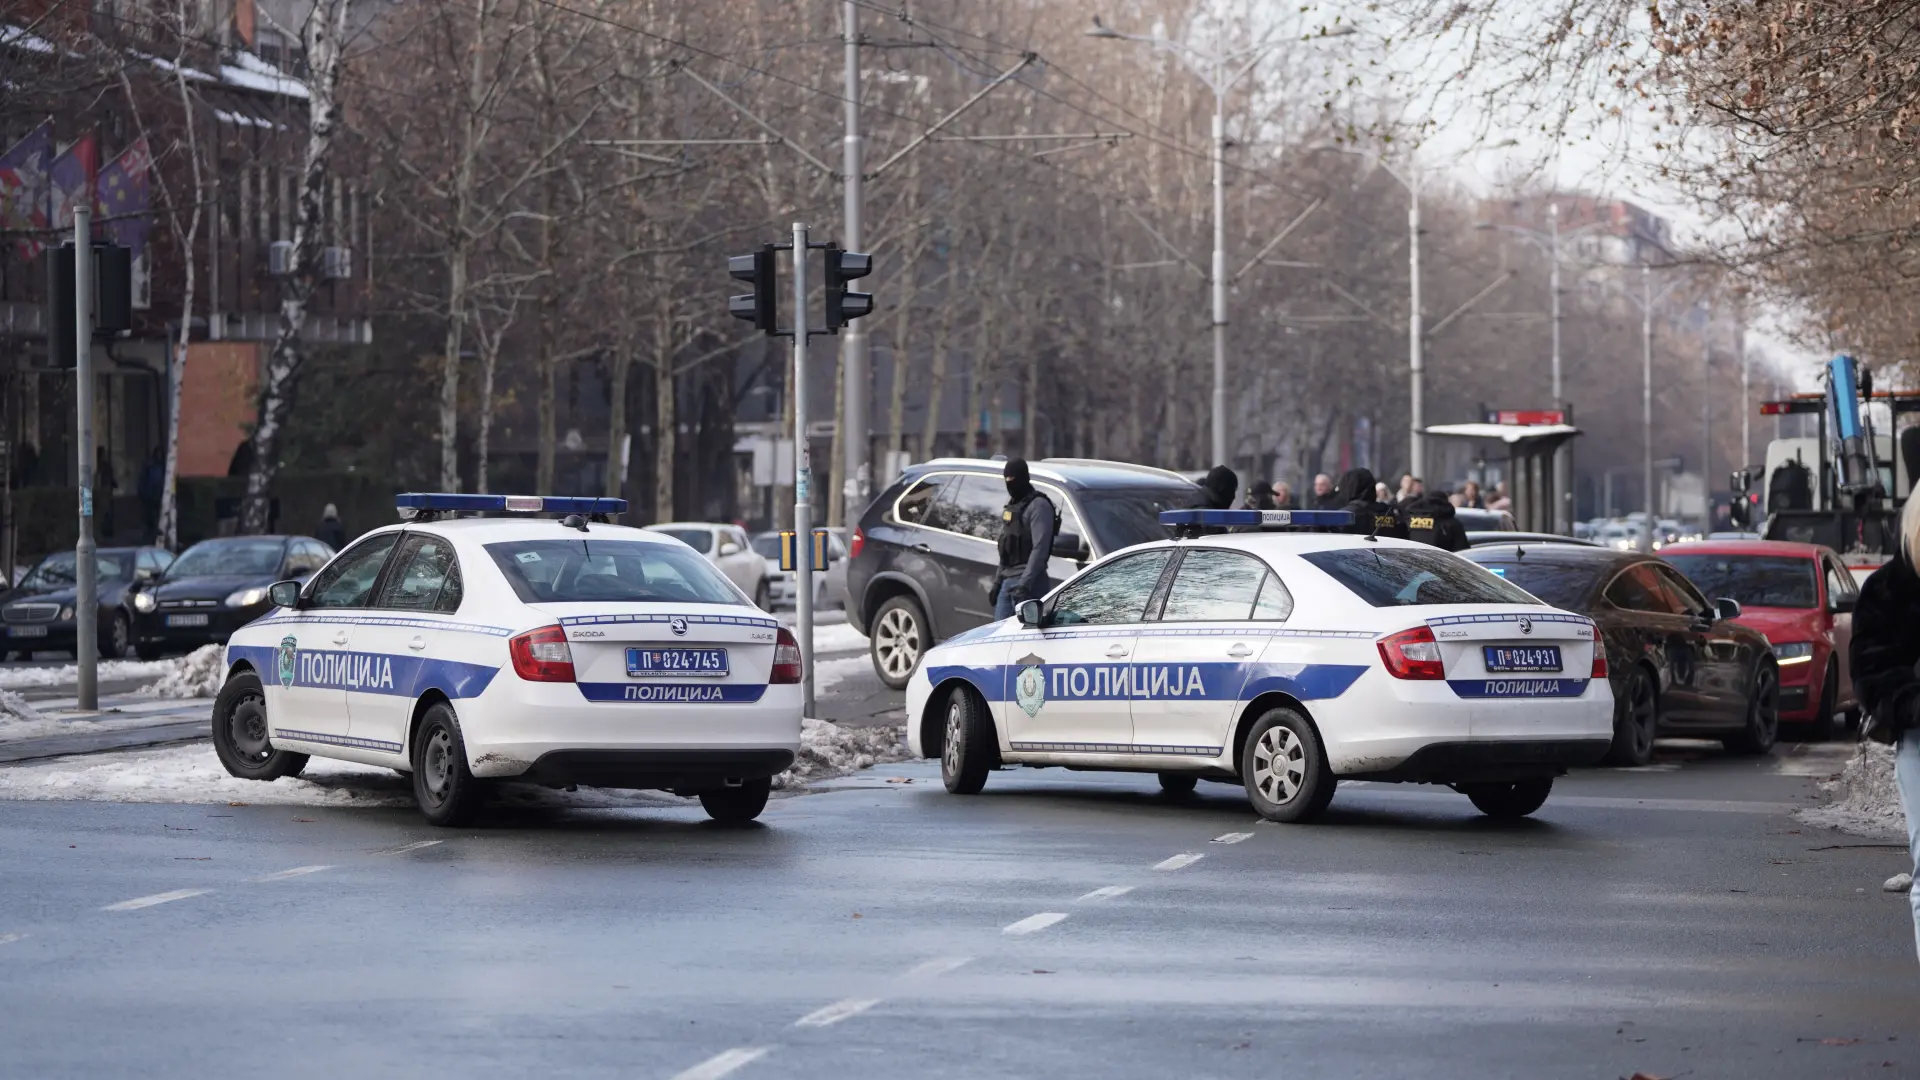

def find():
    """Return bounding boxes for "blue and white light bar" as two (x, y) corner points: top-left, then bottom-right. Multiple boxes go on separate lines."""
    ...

(1158, 509), (1353, 528)
(395, 493), (629, 515)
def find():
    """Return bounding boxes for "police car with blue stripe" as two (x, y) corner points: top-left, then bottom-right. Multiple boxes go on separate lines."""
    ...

(213, 494), (803, 825)
(907, 509), (1614, 822)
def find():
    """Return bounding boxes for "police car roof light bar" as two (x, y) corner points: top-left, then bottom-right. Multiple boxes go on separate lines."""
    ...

(395, 493), (630, 521)
(1158, 509), (1354, 530)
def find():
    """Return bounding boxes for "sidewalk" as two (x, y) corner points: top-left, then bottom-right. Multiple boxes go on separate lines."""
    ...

(0, 693), (213, 764)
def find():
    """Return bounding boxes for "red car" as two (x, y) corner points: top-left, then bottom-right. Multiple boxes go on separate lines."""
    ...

(1660, 540), (1859, 737)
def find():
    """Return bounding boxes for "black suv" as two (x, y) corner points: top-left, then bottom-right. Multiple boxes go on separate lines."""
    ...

(847, 458), (1201, 687)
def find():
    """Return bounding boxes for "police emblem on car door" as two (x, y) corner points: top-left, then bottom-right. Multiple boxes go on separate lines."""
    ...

(277, 636), (298, 688)
(1014, 653), (1047, 717)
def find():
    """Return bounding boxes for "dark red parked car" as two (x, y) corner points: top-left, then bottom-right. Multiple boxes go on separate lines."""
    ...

(1661, 540), (1859, 737)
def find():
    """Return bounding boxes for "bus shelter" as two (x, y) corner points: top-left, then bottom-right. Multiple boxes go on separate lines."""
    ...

(1422, 422), (1581, 534)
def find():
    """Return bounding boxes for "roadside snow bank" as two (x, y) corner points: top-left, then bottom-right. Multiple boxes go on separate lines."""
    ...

(139, 644), (226, 698)
(773, 718), (907, 790)
(0, 688), (43, 724)
(0, 658), (178, 689)
(1797, 742), (1909, 839)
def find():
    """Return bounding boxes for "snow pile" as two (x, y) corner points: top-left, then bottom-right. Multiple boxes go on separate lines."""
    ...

(0, 658), (178, 689)
(773, 718), (907, 790)
(139, 644), (226, 699)
(0, 743), (414, 807)
(0, 688), (43, 725)
(1887, 873), (1914, 894)
(1797, 742), (1910, 839)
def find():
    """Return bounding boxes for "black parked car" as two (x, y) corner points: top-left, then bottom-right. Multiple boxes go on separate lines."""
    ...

(848, 457), (1202, 688)
(130, 535), (334, 658)
(1, 547), (175, 659)
(1461, 543), (1779, 766)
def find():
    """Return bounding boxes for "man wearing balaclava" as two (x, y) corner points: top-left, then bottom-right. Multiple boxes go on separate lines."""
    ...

(994, 459), (1059, 620)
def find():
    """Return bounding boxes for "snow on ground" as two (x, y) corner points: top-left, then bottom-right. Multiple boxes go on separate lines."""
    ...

(1797, 742), (1910, 839)
(774, 719), (908, 790)
(809, 621), (868, 656)
(0, 658), (179, 690)
(0, 705), (212, 743)
(0, 688), (42, 725)
(139, 644), (226, 698)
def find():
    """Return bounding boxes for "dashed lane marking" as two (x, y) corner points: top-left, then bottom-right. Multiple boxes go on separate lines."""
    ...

(1153, 852), (1205, 871)
(1211, 832), (1254, 845)
(1003, 912), (1068, 936)
(794, 998), (882, 1028)
(375, 840), (443, 855)
(102, 889), (210, 912)
(252, 865), (333, 882)
(666, 1047), (771, 1080)
(1077, 885), (1134, 903)
(902, 956), (972, 979)
(0, 933), (24, 946)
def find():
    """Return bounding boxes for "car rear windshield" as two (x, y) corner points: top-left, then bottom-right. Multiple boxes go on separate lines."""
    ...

(486, 539), (742, 605)
(167, 538), (285, 578)
(1662, 554), (1818, 609)
(1465, 558), (1602, 610)
(650, 528), (713, 554)
(1078, 485), (1200, 552)
(1302, 547), (1542, 608)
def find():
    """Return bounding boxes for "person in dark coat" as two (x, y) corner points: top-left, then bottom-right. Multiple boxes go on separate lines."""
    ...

(315, 503), (348, 550)
(1310, 472), (1339, 509)
(1402, 488), (1469, 551)
(992, 459), (1058, 620)
(1185, 465), (1241, 536)
(1333, 467), (1407, 538)
(1244, 478), (1276, 512)
(1848, 495), (1920, 962)
(1271, 481), (1297, 510)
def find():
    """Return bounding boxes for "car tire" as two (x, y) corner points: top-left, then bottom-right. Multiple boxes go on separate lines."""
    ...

(1603, 665), (1658, 767)
(1722, 662), (1780, 756)
(412, 702), (486, 827)
(103, 612), (132, 660)
(1461, 778), (1553, 819)
(870, 594), (928, 691)
(210, 670), (309, 781)
(753, 580), (772, 612)
(1158, 772), (1198, 796)
(699, 777), (772, 823)
(1804, 662), (1842, 742)
(1240, 707), (1335, 823)
(940, 684), (996, 795)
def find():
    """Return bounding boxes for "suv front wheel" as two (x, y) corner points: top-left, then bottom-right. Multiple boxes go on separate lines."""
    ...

(870, 594), (928, 690)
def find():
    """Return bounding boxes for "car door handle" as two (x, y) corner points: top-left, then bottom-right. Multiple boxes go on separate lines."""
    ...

(1227, 643), (1254, 658)
(407, 636), (427, 651)
(331, 632), (348, 645)
(913, 543), (933, 553)
(1106, 645), (1130, 658)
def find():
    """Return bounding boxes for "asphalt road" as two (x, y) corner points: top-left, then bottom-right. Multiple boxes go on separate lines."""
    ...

(2, 733), (1916, 1080)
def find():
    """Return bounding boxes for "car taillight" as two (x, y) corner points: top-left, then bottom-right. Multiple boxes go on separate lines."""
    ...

(1377, 626), (1445, 680)
(849, 528), (865, 560)
(1589, 623), (1608, 679)
(509, 625), (575, 683)
(771, 627), (803, 684)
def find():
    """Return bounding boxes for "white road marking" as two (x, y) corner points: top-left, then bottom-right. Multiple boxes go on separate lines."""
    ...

(1003, 912), (1068, 936)
(0, 933), (24, 946)
(102, 888), (209, 912)
(1153, 852), (1205, 871)
(1076, 885), (1134, 903)
(376, 840), (443, 855)
(902, 956), (972, 979)
(1211, 832), (1254, 845)
(252, 865), (333, 882)
(793, 997), (882, 1028)
(667, 1047), (771, 1080)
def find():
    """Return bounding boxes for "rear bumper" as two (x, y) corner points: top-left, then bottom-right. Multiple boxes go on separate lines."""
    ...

(1343, 739), (1613, 783)
(518, 748), (796, 789)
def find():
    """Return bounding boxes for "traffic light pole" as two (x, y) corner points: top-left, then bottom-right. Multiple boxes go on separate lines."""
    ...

(74, 207), (97, 712)
(791, 221), (817, 719)
(840, 0), (869, 528)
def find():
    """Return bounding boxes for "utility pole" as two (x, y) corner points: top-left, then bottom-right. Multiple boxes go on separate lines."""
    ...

(1407, 170), (1424, 480)
(1210, 103), (1228, 467)
(1641, 265), (1654, 551)
(791, 222), (816, 719)
(1737, 302), (1751, 470)
(1702, 331), (1713, 532)
(1548, 203), (1567, 534)
(839, 0), (869, 524)
(73, 206), (97, 712)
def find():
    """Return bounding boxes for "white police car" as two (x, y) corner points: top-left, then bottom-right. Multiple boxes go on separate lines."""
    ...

(906, 509), (1614, 822)
(212, 494), (804, 825)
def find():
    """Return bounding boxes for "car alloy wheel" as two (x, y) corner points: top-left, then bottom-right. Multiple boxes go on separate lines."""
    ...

(1251, 724), (1305, 805)
(939, 684), (993, 794)
(1605, 667), (1658, 767)
(870, 598), (925, 689)
(1724, 663), (1780, 756)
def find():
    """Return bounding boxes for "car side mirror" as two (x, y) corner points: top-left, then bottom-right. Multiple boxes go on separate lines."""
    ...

(1051, 532), (1089, 560)
(1713, 597), (1742, 622)
(1016, 599), (1044, 628)
(268, 580), (303, 609)
(718, 541), (741, 557)
(1832, 593), (1857, 614)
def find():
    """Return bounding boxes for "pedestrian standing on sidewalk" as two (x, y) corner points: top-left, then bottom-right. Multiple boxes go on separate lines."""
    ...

(1850, 493), (1920, 962)
(991, 459), (1057, 621)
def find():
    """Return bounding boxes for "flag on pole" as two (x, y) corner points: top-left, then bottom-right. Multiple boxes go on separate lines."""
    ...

(48, 131), (98, 237)
(0, 120), (53, 260)
(95, 137), (152, 310)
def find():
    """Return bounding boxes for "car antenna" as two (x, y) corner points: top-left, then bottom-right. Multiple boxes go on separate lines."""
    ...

(560, 514), (590, 533)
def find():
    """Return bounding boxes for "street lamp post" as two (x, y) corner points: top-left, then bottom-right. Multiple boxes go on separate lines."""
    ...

(1089, 17), (1352, 467)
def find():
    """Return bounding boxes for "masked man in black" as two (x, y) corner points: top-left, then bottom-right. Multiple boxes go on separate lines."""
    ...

(993, 459), (1059, 620)
(1402, 487), (1469, 551)
(1335, 467), (1407, 539)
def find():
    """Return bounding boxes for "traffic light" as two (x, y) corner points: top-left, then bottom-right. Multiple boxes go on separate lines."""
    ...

(824, 245), (873, 330)
(728, 245), (776, 332)
(44, 242), (133, 366)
